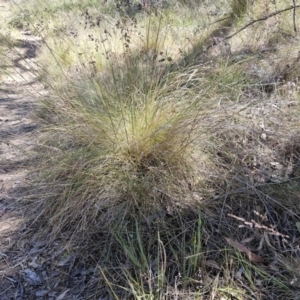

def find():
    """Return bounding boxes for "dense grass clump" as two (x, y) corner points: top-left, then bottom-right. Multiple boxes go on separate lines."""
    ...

(37, 66), (218, 236)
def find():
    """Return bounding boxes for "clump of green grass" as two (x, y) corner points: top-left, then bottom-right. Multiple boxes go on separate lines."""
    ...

(99, 213), (204, 299)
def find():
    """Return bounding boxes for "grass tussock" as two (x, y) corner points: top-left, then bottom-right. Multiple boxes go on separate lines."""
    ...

(3, 0), (300, 298)
(36, 56), (221, 236)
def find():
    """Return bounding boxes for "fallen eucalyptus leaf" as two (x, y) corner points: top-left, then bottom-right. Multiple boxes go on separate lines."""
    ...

(20, 269), (44, 286)
(35, 289), (48, 297)
(241, 236), (254, 244)
(205, 260), (220, 270)
(56, 289), (70, 300)
(225, 237), (264, 263)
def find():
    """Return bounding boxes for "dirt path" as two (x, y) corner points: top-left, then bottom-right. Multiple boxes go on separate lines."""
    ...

(0, 1), (44, 298)
(0, 3), (97, 299)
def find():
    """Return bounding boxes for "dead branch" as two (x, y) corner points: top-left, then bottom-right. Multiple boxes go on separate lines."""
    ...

(225, 4), (300, 40)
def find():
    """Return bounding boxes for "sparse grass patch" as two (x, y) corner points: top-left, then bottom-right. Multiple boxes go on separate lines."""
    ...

(98, 212), (212, 299)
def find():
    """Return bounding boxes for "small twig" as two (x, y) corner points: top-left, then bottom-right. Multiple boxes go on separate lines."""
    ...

(16, 276), (25, 300)
(207, 16), (232, 27)
(225, 5), (300, 40)
(3, 276), (17, 283)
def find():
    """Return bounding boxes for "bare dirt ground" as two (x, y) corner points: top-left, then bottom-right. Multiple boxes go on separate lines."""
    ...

(0, 2), (92, 299)
(0, 0), (40, 296)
